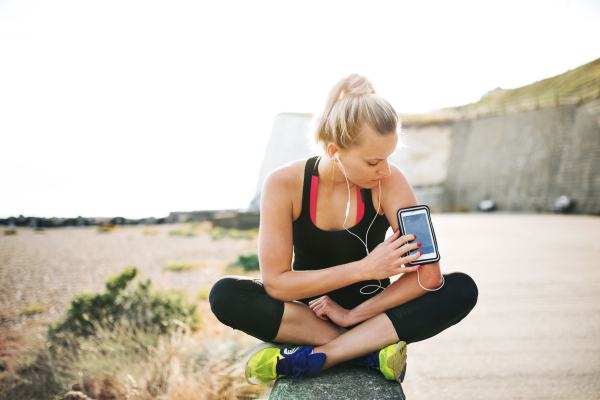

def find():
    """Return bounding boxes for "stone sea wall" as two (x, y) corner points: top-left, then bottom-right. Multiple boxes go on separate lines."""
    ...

(443, 98), (600, 214)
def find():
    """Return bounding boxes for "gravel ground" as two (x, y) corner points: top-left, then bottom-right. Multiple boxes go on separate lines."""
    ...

(0, 223), (258, 330)
(2, 214), (599, 399)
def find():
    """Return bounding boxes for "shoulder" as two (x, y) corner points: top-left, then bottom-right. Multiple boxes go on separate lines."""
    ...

(261, 158), (310, 207)
(380, 163), (411, 191)
(379, 163), (418, 211)
(262, 158), (307, 192)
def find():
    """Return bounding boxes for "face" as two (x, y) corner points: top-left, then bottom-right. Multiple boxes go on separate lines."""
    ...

(334, 124), (398, 188)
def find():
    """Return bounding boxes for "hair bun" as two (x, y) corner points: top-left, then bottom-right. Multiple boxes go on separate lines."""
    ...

(345, 74), (375, 96)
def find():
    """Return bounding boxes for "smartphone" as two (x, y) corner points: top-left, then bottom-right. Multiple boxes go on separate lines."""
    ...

(397, 205), (440, 265)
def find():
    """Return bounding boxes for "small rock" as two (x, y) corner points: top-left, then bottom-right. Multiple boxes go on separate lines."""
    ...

(269, 361), (406, 400)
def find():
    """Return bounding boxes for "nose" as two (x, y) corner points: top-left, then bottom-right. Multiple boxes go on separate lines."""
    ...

(376, 160), (391, 177)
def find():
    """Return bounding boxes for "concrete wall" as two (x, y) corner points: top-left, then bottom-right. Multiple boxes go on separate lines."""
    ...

(444, 98), (600, 214)
(393, 124), (453, 209)
(393, 123), (453, 187)
(211, 211), (260, 229)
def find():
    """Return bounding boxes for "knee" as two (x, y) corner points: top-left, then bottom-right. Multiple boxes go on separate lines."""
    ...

(447, 272), (478, 312)
(209, 276), (238, 320)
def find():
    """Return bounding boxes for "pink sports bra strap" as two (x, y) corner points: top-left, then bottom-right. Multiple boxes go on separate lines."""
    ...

(310, 175), (319, 225)
(356, 186), (364, 224)
(309, 157), (365, 226)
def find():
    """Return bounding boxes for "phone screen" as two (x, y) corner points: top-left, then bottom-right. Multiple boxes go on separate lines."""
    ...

(401, 211), (436, 258)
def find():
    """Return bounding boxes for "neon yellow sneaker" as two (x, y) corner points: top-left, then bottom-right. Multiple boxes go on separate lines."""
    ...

(244, 343), (326, 385)
(354, 341), (408, 383)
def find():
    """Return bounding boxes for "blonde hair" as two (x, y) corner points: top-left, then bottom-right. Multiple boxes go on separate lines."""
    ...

(311, 73), (400, 153)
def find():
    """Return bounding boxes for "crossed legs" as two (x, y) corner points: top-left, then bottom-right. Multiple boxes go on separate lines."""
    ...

(209, 272), (478, 371)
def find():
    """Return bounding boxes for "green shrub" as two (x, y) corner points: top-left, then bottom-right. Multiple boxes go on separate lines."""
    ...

(97, 224), (115, 233)
(164, 260), (204, 271)
(168, 222), (200, 237)
(210, 226), (258, 240)
(197, 288), (211, 300)
(4, 230), (17, 236)
(229, 254), (260, 271)
(168, 229), (196, 237)
(47, 266), (200, 344)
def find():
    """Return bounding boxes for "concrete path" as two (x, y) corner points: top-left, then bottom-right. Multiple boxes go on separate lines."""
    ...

(400, 213), (600, 399)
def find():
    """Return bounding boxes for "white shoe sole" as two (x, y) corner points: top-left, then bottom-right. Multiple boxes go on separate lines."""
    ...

(388, 341), (408, 384)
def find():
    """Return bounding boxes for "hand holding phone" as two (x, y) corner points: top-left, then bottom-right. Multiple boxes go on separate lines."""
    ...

(360, 229), (423, 281)
(397, 205), (440, 265)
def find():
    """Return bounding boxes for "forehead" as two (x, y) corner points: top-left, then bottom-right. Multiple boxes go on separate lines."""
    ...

(351, 125), (398, 158)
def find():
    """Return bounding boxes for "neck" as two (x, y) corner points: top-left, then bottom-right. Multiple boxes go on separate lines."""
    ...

(318, 155), (356, 190)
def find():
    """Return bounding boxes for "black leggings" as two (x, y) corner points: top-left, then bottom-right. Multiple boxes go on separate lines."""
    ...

(209, 272), (478, 344)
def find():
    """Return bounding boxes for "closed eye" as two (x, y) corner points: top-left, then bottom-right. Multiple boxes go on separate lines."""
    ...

(368, 162), (379, 167)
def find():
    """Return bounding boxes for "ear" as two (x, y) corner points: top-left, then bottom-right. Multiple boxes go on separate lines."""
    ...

(326, 143), (340, 161)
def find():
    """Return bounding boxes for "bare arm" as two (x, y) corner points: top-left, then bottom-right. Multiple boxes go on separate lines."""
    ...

(378, 164), (443, 287)
(309, 164), (444, 326)
(259, 166), (362, 301)
(259, 164), (422, 302)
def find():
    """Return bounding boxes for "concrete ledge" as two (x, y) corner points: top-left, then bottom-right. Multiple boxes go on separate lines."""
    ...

(269, 361), (406, 400)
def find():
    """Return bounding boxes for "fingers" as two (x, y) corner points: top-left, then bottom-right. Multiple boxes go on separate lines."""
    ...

(315, 306), (328, 320)
(308, 296), (327, 307)
(311, 302), (325, 314)
(397, 264), (423, 274)
(383, 228), (402, 244)
(394, 240), (421, 256)
(391, 248), (423, 273)
(403, 248), (424, 264)
(316, 313), (329, 321)
(309, 296), (327, 313)
(390, 234), (417, 250)
(309, 297), (329, 320)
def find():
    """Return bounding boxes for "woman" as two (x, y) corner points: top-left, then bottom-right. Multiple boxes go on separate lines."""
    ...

(209, 74), (478, 385)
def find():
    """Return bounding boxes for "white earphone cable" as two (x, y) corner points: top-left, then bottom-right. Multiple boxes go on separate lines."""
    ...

(335, 156), (384, 294)
(335, 154), (445, 294)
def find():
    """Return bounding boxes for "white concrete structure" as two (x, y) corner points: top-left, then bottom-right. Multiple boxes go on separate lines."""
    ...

(249, 113), (315, 210)
(393, 124), (453, 187)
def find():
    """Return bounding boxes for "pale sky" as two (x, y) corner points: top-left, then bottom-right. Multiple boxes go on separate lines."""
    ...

(1, 0), (599, 219)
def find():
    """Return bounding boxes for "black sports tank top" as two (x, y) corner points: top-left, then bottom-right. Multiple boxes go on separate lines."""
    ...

(293, 155), (391, 310)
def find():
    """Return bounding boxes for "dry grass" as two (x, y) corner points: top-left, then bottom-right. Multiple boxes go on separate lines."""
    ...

(0, 223), (265, 400)
(13, 302), (45, 316)
(210, 227), (259, 241)
(0, 321), (269, 400)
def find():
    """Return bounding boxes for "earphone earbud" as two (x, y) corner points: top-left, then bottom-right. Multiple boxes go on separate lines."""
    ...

(334, 152), (339, 159)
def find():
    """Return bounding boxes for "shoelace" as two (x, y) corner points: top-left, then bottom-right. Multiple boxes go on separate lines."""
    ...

(353, 350), (380, 372)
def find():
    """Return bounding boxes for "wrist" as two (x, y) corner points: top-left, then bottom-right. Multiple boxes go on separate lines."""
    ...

(345, 308), (359, 327)
(354, 258), (369, 281)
